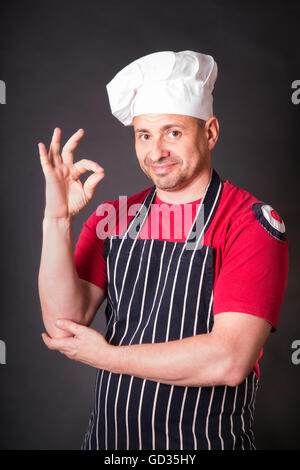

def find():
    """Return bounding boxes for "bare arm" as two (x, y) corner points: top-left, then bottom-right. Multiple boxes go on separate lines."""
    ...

(38, 216), (106, 337)
(38, 128), (106, 338)
(106, 311), (271, 386)
(43, 311), (271, 387)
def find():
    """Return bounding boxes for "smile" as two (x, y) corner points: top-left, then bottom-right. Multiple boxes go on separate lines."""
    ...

(151, 163), (177, 174)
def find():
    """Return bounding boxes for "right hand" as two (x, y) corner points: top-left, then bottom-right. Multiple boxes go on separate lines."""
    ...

(38, 128), (105, 219)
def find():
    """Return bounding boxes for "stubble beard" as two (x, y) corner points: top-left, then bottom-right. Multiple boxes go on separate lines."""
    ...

(141, 157), (205, 192)
(141, 156), (188, 191)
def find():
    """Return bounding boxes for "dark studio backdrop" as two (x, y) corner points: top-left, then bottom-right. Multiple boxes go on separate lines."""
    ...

(0, 0), (299, 450)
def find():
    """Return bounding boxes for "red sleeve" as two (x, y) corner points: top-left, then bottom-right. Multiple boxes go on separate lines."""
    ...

(74, 211), (107, 291)
(213, 212), (289, 332)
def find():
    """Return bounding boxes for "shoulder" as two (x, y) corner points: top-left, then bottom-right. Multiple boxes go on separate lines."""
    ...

(211, 179), (288, 244)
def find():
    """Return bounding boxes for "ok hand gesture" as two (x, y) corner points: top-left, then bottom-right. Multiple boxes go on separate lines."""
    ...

(38, 128), (105, 219)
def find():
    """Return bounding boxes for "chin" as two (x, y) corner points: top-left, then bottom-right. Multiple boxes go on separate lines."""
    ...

(153, 176), (187, 191)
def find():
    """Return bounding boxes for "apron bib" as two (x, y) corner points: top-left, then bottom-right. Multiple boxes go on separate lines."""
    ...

(82, 168), (258, 450)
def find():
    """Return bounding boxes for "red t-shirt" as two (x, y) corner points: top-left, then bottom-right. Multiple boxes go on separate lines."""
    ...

(74, 179), (289, 377)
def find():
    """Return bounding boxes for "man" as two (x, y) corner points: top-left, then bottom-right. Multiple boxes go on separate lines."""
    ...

(38, 51), (289, 450)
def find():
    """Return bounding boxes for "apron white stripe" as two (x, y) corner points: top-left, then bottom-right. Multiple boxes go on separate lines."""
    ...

(205, 387), (215, 450)
(248, 373), (257, 447)
(104, 373), (112, 450)
(138, 380), (147, 450)
(94, 368), (105, 449)
(230, 385), (238, 449)
(126, 376), (134, 450)
(206, 289), (214, 333)
(179, 387), (188, 449)
(218, 385), (227, 450)
(185, 170), (222, 250)
(114, 374), (122, 450)
(193, 247), (209, 335)
(185, 167), (213, 243)
(104, 237), (112, 303)
(240, 376), (248, 450)
(165, 385), (174, 450)
(86, 368), (100, 449)
(192, 387), (202, 450)
(151, 382), (160, 450)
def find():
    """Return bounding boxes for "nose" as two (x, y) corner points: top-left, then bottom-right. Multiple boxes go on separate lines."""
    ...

(149, 137), (170, 162)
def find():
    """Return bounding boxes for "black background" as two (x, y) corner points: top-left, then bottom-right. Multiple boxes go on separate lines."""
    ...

(0, 0), (299, 450)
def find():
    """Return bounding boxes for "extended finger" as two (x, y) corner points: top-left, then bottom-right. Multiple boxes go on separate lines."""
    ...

(71, 159), (104, 180)
(38, 142), (52, 173)
(61, 128), (85, 165)
(48, 128), (62, 166)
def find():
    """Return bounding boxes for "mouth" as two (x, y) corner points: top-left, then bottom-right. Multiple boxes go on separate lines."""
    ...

(150, 163), (177, 175)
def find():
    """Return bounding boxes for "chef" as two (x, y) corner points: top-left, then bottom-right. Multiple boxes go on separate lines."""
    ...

(38, 51), (289, 450)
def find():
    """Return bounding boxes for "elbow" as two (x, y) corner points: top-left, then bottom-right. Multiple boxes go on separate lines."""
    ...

(222, 357), (250, 387)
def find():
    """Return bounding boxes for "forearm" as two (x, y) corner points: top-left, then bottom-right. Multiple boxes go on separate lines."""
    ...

(107, 333), (236, 387)
(38, 216), (88, 337)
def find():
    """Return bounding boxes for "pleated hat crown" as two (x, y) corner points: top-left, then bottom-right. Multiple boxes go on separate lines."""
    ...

(106, 50), (218, 126)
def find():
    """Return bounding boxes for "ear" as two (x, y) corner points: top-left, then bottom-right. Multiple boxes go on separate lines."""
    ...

(205, 117), (219, 151)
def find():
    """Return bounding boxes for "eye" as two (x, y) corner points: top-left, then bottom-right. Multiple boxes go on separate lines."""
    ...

(140, 134), (151, 141)
(168, 130), (180, 138)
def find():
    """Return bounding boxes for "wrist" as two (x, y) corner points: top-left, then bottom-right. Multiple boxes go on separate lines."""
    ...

(42, 215), (73, 236)
(43, 213), (73, 225)
(101, 343), (122, 374)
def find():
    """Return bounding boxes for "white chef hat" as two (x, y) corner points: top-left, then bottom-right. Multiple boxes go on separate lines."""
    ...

(106, 50), (217, 126)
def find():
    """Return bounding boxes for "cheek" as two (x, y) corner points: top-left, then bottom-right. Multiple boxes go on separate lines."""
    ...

(136, 152), (146, 167)
(134, 145), (144, 163)
(136, 147), (150, 167)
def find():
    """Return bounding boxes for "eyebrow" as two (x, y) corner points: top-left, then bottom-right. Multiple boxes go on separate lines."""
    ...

(134, 123), (187, 134)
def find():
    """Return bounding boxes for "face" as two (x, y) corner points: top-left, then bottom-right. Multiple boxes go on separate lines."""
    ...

(133, 114), (211, 191)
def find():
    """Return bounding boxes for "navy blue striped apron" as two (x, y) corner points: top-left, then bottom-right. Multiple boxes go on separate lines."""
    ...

(81, 168), (258, 450)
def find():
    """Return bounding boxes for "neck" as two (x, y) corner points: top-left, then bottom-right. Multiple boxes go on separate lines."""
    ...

(155, 166), (212, 204)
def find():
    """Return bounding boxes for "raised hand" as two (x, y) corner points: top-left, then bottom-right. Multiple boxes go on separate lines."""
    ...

(38, 128), (105, 218)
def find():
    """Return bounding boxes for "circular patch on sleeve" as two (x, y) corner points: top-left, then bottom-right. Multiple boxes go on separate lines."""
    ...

(251, 202), (287, 241)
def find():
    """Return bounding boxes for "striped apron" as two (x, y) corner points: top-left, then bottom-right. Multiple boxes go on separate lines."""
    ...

(81, 168), (258, 450)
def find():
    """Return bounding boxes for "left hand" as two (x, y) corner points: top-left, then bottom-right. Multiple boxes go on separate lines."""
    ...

(42, 319), (110, 369)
